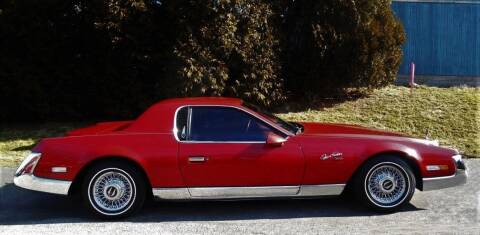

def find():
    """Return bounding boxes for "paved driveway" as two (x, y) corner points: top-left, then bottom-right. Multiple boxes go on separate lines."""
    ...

(1, 160), (479, 234)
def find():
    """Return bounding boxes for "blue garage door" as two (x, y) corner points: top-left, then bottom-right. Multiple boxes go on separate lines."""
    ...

(392, 1), (480, 76)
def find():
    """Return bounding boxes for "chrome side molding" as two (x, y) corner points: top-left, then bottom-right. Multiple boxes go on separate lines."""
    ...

(152, 184), (345, 200)
(152, 188), (191, 199)
(298, 184), (345, 196)
(189, 185), (300, 198)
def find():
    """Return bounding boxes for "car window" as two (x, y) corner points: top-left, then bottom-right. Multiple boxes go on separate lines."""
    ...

(189, 106), (275, 142)
(243, 102), (300, 135)
(175, 107), (189, 141)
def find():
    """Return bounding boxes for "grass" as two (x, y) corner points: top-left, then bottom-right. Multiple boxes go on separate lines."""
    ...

(278, 86), (480, 158)
(0, 85), (478, 167)
(0, 123), (83, 167)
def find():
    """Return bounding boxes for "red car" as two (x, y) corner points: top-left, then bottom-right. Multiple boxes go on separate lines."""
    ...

(14, 97), (467, 218)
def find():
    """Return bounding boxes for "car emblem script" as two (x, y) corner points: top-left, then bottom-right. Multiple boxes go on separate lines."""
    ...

(321, 152), (343, 160)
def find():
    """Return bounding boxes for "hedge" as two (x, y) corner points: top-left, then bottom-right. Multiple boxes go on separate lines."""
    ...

(0, 0), (404, 122)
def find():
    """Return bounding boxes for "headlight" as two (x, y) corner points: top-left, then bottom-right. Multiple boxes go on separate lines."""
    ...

(452, 154), (466, 170)
(15, 152), (41, 176)
(452, 154), (462, 162)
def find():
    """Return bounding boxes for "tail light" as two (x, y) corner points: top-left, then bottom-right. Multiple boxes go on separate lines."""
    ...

(15, 152), (41, 176)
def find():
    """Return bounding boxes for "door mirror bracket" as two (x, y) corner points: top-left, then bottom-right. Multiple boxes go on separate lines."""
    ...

(266, 132), (287, 147)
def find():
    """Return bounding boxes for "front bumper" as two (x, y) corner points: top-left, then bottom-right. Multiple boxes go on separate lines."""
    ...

(422, 155), (468, 191)
(14, 174), (72, 195)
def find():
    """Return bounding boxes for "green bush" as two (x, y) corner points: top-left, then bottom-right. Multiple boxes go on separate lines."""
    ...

(0, 0), (173, 121)
(164, 0), (284, 106)
(282, 0), (405, 98)
(0, 0), (404, 122)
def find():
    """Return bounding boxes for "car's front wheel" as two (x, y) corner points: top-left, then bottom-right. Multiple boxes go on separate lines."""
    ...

(82, 161), (146, 218)
(353, 156), (416, 212)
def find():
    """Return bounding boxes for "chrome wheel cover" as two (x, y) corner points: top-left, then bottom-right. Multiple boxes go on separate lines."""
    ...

(365, 163), (409, 207)
(88, 168), (136, 215)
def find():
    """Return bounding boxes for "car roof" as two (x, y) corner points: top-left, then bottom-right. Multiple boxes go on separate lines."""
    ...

(126, 97), (244, 132)
(128, 96), (294, 135)
(156, 97), (243, 106)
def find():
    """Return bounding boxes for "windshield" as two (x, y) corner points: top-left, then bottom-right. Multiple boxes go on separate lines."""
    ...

(242, 102), (302, 135)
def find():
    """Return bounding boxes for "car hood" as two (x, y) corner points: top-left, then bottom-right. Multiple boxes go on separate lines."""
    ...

(296, 122), (456, 157)
(299, 122), (408, 137)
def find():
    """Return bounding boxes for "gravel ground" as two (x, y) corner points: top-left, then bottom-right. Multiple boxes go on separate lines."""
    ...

(0, 160), (479, 234)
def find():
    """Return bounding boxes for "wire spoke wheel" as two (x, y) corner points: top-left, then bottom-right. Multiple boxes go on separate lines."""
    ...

(87, 168), (137, 216)
(364, 162), (410, 208)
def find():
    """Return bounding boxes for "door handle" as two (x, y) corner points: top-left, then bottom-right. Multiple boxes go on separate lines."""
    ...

(189, 156), (207, 163)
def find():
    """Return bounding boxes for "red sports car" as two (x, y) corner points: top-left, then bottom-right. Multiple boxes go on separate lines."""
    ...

(14, 97), (467, 218)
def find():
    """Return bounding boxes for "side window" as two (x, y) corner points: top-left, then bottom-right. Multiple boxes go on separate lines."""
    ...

(189, 107), (275, 142)
(175, 107), (189, 141)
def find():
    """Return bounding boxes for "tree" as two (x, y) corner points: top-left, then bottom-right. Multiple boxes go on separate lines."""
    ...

(0, 0), (405, 122)
(0, 0), (175, 121)
(165, 0), (285, 106)
(282, 0), (405, 98)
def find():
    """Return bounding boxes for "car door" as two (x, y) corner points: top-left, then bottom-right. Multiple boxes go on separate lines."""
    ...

(175, 106), (305, 198)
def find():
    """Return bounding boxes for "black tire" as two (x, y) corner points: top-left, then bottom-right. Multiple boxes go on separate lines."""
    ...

(81, 161), (147, 219)
(353, 155), (416, 212)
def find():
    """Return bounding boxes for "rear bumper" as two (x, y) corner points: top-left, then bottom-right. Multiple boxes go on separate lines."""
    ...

(14, 174), (71, 195)
(422, 155), (468, 191)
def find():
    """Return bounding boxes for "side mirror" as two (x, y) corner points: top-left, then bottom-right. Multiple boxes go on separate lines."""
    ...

(266, 132), (287, 147)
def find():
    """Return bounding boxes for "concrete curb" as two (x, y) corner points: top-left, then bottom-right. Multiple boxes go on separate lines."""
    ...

(396, 75), (480, 87)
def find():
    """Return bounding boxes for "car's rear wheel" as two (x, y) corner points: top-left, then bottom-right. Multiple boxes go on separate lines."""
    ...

(82, 161), (146, 219)
(353, 156), (416, 212)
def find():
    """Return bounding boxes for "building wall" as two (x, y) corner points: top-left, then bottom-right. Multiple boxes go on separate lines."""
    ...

(392, 0), (480, 76)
